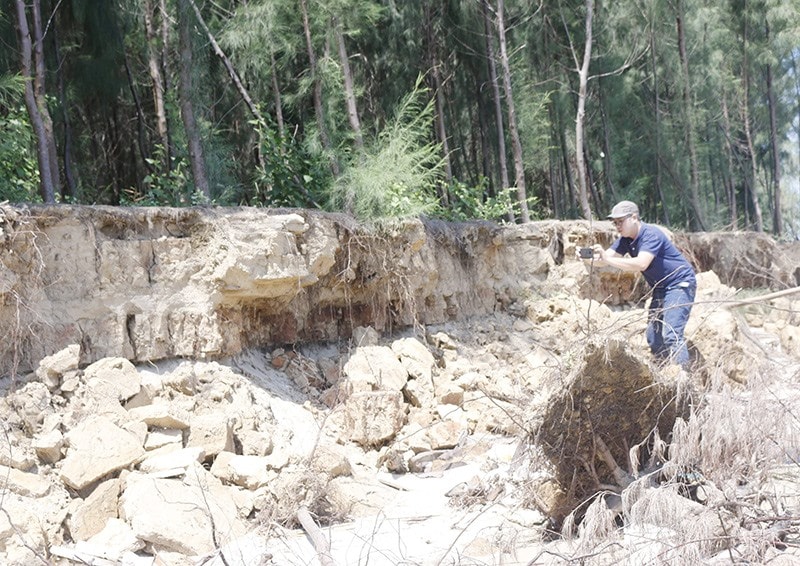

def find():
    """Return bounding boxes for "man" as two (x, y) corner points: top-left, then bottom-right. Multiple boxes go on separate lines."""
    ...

(584, 200), (697, 369)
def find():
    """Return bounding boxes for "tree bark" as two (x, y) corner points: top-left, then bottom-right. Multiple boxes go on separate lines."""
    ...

(741, 5), (763, 232)
(675, 0), (706, 230)
(720, 89), (738, 229)
(333, 19), (363, 149)
(574, 0), (593, 220)
(496, 0), (530, 223)
(650, 25), (669, 226)
(14, 0), (56, 203)
(186, 0), (264, 127)
(300, 0), (339, 176)
(482, 0), (512, 221)
(765, 52), (782, 235)
(143, 0), (171, 172)
(53, 20), (77, 201)
(31, 0), (60, 195)
(177, 0), (210, 200)
(423, 2), (453, 190)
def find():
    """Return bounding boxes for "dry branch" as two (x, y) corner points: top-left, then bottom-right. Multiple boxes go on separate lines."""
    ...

(296, 505), (336, 566)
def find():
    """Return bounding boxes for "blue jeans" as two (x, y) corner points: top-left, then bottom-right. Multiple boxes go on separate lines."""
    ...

(646, 283), (696, 368)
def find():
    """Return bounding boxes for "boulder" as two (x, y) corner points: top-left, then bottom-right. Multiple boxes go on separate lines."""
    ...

(67, 478), (121, 541)
(120, 469), (246, 556)
(35, 344), (80, 390)
(83, 357), (142, 401)
(60, 415), (145, 490)
(338, 391), (406, 447)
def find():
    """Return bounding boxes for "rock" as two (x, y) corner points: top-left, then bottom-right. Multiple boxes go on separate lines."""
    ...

(338, 391), (406, 447)
(352, 326), (381, 346)
(0, 494), (48, 565)
(7, 381), (52, 433)
(144, 427), (183, 450)
(67, 478), (121, 541)
(35, 344), (80, 390)
(392, 337), (436, 381)
(187, 413), (235, 456)
(119, 469), (246, 556)
(127, 403), (191, 429)
(32, 428), (64, 463)
(138, 446), (205, 474)
(80, 518), (144, 561)
(343, 346), (408, 392)
(210, 451), (273, 489)
(236, 428), (274, 457)
(83, 357), (142, 401)
(0, 464), (50, 497)
(60, 415), (146, 490)
(426, 420), (463, 450)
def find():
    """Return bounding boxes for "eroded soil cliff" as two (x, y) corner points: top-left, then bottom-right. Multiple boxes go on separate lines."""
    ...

(2, 204), (800, 565)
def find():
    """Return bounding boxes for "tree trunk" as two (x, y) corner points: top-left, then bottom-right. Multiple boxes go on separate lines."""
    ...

(186, 0), (264, 127)
(333, 19), (363, 150)
(143, 0), (171, 172)
(765, 55), (782, 235)
(720, 89), (738, 229)
(423, 2), (453, 190)
(675, 0), (706, 230)
(650, 25), (669, 225)
(270, 50), (285, 140)
(482, 0), (512, 221)
(53, 21), (77, 201)
(598, 79), (616, 206)
(300, 0), (339, 176)
(574, 0), (593, 220)
(123, 52), (151, 178)
(31, 0), (60, 195)
(496, 0), (529, 223)
(741, 7), (763, 232)
(177, 0), (210, 200)
(14, 0), (56, 203)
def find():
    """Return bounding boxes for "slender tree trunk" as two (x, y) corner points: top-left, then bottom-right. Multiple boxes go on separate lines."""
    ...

(123, 53), (151, 178)
(675, 0), (705, 230)
(650, 25), (669, 225)
(186, 0), (264, 127)
(741, 7), (763, 232)
(31, 0), (60, 195)
(482, 0), (512, 221)
(598, 79), (616, 205)
(423, 3), (453, 190)
(143, 0), (171, 171)
(333, 19), (363, 150)
(300, 0), (338, 176)
(574, 0), (593, 220)
(177, 0), (210, 199)
(53, 21), (77, 201)
(14, 0), (56, 203)
(765, 55), (782, 235)
(270, 50), (285, 140)
(720, 89), (738, 229)
(496, 0), (529, 223)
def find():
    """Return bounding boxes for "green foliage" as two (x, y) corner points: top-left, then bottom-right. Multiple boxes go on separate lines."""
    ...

(438, 179), (516, 223)
(0, 76), (39, 203)
(122, 147), (190, 206)
(326, 79), (442, 222)
(251, 123), (332, 208)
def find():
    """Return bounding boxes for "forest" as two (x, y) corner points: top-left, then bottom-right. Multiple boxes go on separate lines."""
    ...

(2, 0), (799, 235)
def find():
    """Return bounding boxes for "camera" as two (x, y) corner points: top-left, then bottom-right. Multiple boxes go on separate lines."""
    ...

(578, 247), (594, 259)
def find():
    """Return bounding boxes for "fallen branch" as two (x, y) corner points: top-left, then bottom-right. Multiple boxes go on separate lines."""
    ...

(296, 505), (336, 566)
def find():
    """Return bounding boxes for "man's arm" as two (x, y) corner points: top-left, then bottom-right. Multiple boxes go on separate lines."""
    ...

(586, 244), (654, 272)
(601, 248), (654, 272)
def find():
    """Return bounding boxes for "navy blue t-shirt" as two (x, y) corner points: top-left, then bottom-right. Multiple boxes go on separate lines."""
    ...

(611, 223), (696, 289)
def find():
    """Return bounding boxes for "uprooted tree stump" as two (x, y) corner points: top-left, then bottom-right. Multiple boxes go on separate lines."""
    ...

(534, 338), (691, 525)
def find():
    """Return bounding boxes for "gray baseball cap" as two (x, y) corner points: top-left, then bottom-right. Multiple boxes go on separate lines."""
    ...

(607, 200), (639, 219)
